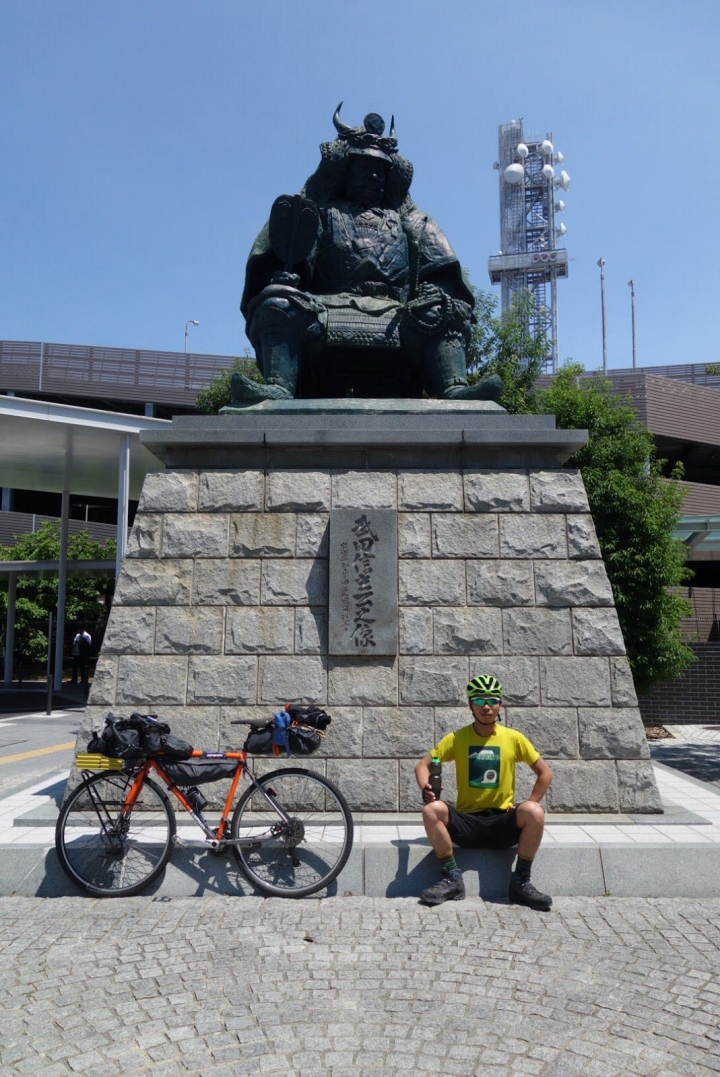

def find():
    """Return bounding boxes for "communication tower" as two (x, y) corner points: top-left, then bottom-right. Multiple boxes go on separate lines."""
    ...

(487, 119), (571, 372)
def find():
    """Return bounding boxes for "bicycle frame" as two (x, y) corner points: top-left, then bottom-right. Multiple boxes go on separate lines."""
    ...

(107, 748), (294, 851)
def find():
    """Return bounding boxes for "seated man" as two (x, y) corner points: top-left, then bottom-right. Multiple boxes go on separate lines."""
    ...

(415, 673), (553, 910)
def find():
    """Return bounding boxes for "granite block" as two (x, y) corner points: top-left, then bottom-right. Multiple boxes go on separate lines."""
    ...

(398, 470), (463, 511)
(225, 607), (295, 654)
(572, 608), (626, 656)
(530, 470), (589, 513)
(125, 514), (162, 559)
(540, 657), (612, 706)
(535, 562), (614, 607)
(362, 706), (434, 758)
(610, 657), (639, 707)
(87, 655), (117, 707)
(398, 560), (465, 605)
(433, 606), (502, 655)
(114, 559), (193, 606)
(197, 470), (264, 511)
(464, 470), (530, 512)
(155, 607), (224, 655)
(265, 470), (331, 511)
(327, 657), (397, 706)
(230, 514), (296, 557)
(258, 655), (328, 705)
(261, 559), (328, 606)
(506, 707), (579, 759)
(502, 608), (573, 656)
(467, 560), (534, 607)
(469, 657), (540, 706)
(578, 708), (650, 759)
(139, 470), (198, 512)
(162, 513), (229, 558)
(397, 513), (431, 558)
(187, 656), (257, 705)
(567, 515), (602, 560)
(326, 759), (398, 812)
(398, 657), (468, 705)
(499, 514), (568, 559)
(192, 559), (260, 606)
(398, 607), (433, 655)
(616, 760), (663, 813)
(331, 470), (397, 509)
(295, 607), (328, 654)
(295, 514), (330, 558)
(546, 760), (619, 813)
(431, 514), (499, 559)
(116, 655), (188, 705)
(102, 606), (156, 654)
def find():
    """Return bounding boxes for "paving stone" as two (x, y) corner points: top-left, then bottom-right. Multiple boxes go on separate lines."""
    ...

(115, 560), (193, 606)
(535, 561), (614, 607)
(499, 514), (568, 559)
(540, 657), (612, 706)
(331, 471), (397, 509)
(265, 471), (331, 511)
(433, 607), (502, 655)
(102, 606), (156, 654)
(466, 559), (534, 607)
(295, 607), (328, 654)
(362, 707), (434, 758)
(530, 470), (589, 513)
(187, 656), (257, 705)
(192, 559), (261, 606)
(230, 514), (296, 557)
(464, 470), (530, 512)
(572, 607), (626, 656)
(398, 471), (463, 511)
(506, 707), (580, 759)
(398, 561), (465, 605)
(610, 657), (639, 707)
(125, 514), (162, 559)
(567, 514), (602, 560)
(225, 607), (294, 654)
(258, 656), (328, 704)
(261, 560), (328, 606)
(503, 608), (573, 656)
(431, 514), (499, 558)
(398, 607), (433, 655)
(295, 515), (330, 558)
(155, 607), (224, 655)
(328, 657), (397, 706)
(197, 470), (264, 511)
(546, 760), (620, 812)
(116, 655), (188, 705)
(397, 514), (431, 558)
(162, 513), (229, 558)
(139, 470), (198, 512)
(398, 657), (468, 705)
(578, 707), (650, 759)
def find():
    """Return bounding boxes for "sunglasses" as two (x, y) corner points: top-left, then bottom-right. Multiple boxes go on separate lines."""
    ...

(471, 697), (501, 707)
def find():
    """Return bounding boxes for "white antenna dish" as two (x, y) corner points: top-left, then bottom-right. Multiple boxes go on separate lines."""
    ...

(554, 151), (564, 164)
(555, 200), (565, 212)
(557, 170), (571, 191)
(517, 143), (529, 159)
(504, 163), (525, 185)
(542, 164), (555, 180)
(556, 223), (567, 236)
(541, 139), (554, 155)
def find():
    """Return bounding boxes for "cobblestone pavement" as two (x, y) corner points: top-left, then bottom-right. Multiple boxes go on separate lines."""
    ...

(2, 897), (720, 1076)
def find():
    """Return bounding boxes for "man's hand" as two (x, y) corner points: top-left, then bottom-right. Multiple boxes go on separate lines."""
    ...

(421, 784), (437, 804)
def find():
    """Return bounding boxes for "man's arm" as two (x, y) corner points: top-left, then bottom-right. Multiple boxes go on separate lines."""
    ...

(415, 752), (436, 803)
(526, 756), (553, 803)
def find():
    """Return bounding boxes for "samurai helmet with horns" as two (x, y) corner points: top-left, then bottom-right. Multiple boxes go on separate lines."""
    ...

(332, 102), (398, 162)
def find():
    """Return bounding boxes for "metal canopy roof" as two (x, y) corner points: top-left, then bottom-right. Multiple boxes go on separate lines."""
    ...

(675, 516), (720, 555)
(0, 396), (169, 499)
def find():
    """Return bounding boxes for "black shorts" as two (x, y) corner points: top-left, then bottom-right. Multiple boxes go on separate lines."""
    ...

(446, 805), (521, 850)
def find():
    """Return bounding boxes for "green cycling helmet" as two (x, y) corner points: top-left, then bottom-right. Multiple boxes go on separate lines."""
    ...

(466, 674), (503, 700)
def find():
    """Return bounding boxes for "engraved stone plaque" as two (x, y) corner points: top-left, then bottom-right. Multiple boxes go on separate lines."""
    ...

(329, 509), (398, 656)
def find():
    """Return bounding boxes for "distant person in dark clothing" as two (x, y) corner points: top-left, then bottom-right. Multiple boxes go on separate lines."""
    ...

(71, 627), (92, 686)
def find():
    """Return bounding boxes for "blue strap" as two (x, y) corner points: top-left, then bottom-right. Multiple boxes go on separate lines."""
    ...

(273, 710), (292, 756)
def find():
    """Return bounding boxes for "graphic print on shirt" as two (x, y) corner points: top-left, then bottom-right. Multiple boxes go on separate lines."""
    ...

(468, 746), (500, 789)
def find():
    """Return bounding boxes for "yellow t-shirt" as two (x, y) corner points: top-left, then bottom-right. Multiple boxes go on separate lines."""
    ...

(431, 723), (539, 813)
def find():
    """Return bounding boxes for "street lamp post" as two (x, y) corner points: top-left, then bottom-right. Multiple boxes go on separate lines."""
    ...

(184, 319), (199, 390)
(628, 280), (636, 369)
(597, 258), (607, 374)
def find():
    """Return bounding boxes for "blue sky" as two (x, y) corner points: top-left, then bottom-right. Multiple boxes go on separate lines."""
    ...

(1, 0), (719, 372)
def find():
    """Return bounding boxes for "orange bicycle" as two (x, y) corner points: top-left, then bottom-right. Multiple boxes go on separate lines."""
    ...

(55, 716), (353, 899)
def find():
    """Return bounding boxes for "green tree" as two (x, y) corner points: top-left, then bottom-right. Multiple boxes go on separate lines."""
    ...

(195, 354), (263, 414)
(537, 365), (694, 694)
(466, 288), (548, 415)
(0, 523), (116, 665)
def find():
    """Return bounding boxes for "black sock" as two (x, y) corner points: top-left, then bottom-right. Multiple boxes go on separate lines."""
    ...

(513, 856), (533, 880)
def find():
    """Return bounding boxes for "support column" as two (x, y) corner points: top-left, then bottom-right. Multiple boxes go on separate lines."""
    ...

(53, 489), (70, 691)
(116, 434), (131, 580)
(3, 573), (17, 684)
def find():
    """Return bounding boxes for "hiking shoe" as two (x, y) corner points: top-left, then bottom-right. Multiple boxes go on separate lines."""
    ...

(508, 876), (552, 911)
(420, 872), (465, 906)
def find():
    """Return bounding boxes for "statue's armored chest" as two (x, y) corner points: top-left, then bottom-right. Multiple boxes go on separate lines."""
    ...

(315, 206), (410, 293)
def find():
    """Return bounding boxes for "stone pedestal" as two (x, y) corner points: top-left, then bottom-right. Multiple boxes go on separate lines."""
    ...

(82, 401), (661, 814)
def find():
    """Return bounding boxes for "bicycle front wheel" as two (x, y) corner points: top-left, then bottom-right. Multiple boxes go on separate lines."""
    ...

(55, 772), (176, 897)
(230, 767), (353, 897)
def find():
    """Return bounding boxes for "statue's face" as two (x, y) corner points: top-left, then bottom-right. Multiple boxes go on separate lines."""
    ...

(346, 154), (387, 206)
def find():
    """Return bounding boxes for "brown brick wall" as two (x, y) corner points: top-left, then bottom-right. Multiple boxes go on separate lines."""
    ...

(639, 644), (720, 724)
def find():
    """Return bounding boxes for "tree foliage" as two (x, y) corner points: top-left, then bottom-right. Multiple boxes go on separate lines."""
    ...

(195, 354), (263, 414)
(537, 365), (694, 694)
(466, 289), (547, 414)
(0, 523), (116, 665)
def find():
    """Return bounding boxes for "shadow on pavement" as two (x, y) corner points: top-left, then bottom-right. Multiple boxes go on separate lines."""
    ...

(650, 742), (720, 787)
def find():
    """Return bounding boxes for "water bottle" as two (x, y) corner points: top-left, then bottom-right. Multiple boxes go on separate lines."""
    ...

(186, 786), (208, 814)
(428, 756), (442, 800)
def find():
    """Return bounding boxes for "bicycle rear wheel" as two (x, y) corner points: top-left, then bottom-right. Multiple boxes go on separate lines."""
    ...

(55, 772), (175, 897)
(230, 767), (353, 897)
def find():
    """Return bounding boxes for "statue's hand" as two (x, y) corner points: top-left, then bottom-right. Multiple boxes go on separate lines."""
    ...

(270, 270), (302, 288)
(406, 282), (449, 335)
